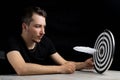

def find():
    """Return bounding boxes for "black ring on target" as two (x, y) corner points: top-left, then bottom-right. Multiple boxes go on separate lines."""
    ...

(93, 29), (115, 74)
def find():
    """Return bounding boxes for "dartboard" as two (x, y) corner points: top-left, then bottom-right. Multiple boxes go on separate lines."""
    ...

(93, 29), (115, 74)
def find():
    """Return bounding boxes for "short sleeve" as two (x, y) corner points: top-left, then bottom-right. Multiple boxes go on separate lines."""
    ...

(5, 36), (20, 54)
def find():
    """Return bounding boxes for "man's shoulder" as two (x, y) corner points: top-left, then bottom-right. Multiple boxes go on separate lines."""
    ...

(7, 34), (21, 43)
(7, 34), (20, 39)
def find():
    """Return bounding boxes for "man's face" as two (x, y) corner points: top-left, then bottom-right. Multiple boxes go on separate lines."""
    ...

(27, 13), (46, 43)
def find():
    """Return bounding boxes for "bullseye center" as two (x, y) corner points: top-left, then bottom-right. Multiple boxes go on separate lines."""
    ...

(100, 48), (103, 54)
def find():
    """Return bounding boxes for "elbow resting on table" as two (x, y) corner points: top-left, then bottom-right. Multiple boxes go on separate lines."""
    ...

(16, 67), (28, 76)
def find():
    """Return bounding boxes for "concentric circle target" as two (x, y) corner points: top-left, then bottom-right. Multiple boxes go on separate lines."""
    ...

(93, 29), (115, 74)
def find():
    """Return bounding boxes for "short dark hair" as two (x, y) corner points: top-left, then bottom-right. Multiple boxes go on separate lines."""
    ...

(21, 6), (47, 25)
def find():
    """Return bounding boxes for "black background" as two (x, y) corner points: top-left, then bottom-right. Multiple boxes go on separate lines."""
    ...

(0, 0), (120, 70)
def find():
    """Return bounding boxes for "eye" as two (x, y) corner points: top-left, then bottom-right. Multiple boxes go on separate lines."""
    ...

(35, 24), (42, 28)
(35, 24), (46, 28)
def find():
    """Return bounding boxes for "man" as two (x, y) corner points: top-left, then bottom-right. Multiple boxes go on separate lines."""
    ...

(5, 6), (93, 75)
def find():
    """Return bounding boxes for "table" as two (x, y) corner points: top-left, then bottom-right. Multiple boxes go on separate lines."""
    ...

(0, 70), (120, 80)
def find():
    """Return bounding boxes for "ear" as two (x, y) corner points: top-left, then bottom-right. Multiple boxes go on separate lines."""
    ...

(22, 23), (28, 31)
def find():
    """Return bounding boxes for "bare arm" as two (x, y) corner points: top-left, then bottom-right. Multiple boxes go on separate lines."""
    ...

(74, 58), (94, 70)
(51, 52), (94, 70)
(7, 51), (76, 75)
(50, 52), (68, 65)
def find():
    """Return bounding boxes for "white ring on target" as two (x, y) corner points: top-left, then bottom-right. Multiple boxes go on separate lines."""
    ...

(93, 29), (115, 74)
(73, 29), (115, 74)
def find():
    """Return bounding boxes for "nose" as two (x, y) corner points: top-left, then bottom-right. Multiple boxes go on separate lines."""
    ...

(40, 27), (45, 35)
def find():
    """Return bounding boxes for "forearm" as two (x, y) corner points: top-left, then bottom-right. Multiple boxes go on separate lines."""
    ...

(74, 62), (86, 70)
(17, 63), (62, 75)
(64, 61), (86, 71)
(74, 58), (94, 70)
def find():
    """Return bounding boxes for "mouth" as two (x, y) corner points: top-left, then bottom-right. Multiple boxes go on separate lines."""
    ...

(38, 35), (44, 39)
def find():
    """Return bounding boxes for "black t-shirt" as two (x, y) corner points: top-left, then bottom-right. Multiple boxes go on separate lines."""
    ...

(5, 35), (57, 74)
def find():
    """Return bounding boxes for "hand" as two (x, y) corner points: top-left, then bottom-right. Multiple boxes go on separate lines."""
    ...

(60, 61), (76, 74)
(84, 57), (94, 69)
